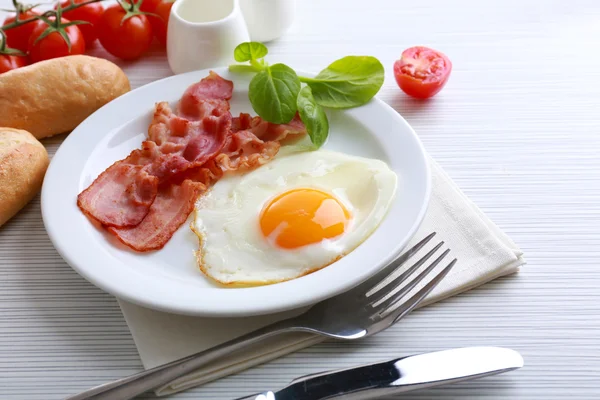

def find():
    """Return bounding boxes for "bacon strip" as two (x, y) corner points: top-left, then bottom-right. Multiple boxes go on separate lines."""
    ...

(77, 141), (161, 227)
(178, 71), (233, 121)
(109, 180), (206, 251)
(145, 111), (231, 182)
(77, 73), (233, 228)
(216, 130), (280, 172)
(78, 72), (307, 252)
(77, 163), (158, 228)
(232, 112), (306, 141)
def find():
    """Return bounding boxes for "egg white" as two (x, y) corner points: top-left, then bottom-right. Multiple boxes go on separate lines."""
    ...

(191, 150), (398, 286)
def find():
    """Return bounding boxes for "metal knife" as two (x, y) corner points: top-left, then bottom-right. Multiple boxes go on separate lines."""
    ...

(235, 347), (523, 400)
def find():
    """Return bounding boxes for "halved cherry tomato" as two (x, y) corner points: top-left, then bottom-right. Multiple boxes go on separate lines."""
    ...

(57, 0), (104, 46)
(149, 0), (173, 46)
(2, 8), (40, 52)
(0, 54), (28, 74)
(28, 18), (85, 63)
(97, 3), (153, 60)
(393, 46), (452, 99)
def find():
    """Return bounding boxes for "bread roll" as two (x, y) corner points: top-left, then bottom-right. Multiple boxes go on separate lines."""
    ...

(0, 128), (49, 227)
(0, 55), (130, 140)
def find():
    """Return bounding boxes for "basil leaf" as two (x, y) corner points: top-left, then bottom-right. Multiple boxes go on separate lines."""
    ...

(249, 63), (301, 124)
(303, 56), (384, 109)
(234, 42), (268, 62)
(297, 86), (329, 148)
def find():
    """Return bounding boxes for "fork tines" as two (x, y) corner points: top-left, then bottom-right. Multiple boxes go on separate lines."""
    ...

(364, 233), (457, 318)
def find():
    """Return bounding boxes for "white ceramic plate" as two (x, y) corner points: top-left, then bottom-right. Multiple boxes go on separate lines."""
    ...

(42, 67), (430, 317)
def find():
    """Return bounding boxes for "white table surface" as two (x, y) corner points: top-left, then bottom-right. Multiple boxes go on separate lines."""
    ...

(2, 0), (600, 399)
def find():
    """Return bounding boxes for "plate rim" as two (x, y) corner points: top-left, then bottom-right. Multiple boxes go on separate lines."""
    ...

(41, 66), (431, 317)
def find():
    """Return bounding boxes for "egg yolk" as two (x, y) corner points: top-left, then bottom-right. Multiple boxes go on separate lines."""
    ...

(259, 188), (351, 249)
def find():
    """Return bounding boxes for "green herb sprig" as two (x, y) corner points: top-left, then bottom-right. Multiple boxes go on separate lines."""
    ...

(229, 42), (384, 148)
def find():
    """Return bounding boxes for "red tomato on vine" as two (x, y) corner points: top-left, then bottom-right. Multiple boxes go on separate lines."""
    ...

(56, 0), (104, 45)
(28, 16), (86, 63)
(97, 2), (153, 60)
(149, 0), (173, 46)
(0, 53), (28, 74)
(2, 6), (40, 52)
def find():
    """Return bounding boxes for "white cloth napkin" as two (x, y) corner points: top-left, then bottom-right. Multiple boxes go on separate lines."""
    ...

(118, 158), (525, 396)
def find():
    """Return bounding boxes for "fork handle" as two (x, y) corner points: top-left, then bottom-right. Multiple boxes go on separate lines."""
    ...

(66, 317), (299, 400)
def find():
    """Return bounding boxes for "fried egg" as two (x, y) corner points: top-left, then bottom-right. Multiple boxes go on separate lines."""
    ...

(191, 150), (398, 286)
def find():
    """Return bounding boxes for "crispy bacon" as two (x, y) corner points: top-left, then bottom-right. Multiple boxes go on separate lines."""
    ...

(219, 112), (306, 172)
(178, 70), (233, 121)
(76, 141), (161, 227)
(145, 112), (231, 182)
(78, 72), (307, 252)
(216, 130), (280, 172)
(232, 112), (306, 142)
(77, 73), (233, 228)
(77, 163), (158, 228)
(109, 180), (206, 251)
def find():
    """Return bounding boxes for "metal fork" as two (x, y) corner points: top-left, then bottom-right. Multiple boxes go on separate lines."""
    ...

(67, 232), (456, 400)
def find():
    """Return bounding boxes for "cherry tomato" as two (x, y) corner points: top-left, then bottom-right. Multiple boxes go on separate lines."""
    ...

(28, 18), (85, 63)
(139, 0), (162, 13)
(0, 54), (28, 74)
(57, 0), (104, 45)
(125, 0), (171, 45)
(149, 0), (173, 46)
(2, 8), (40, 52)
(393, 46), (452, 99)
(97, 4), (153, 60)
(124, 0), (161, 13)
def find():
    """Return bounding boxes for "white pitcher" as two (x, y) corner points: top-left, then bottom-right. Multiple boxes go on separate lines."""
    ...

(167, 0), (296, 75)
(239, 0), (297, 43)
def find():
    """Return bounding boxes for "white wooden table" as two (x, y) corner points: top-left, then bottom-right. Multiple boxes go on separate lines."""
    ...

(2, 0), (600, 398)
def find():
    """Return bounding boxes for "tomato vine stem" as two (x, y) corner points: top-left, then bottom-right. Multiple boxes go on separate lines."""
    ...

(1, 0), (107, 31)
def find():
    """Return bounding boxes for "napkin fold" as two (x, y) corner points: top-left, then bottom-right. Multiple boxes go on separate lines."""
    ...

(118, 158), (525, 396)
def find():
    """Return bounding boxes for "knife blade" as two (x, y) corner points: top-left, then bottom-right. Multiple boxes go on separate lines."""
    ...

(235, 347), (523, 400)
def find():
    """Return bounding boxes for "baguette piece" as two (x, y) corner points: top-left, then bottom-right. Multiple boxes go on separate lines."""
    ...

(0, 55), (130, 140)
(0, 128), (49, 227)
